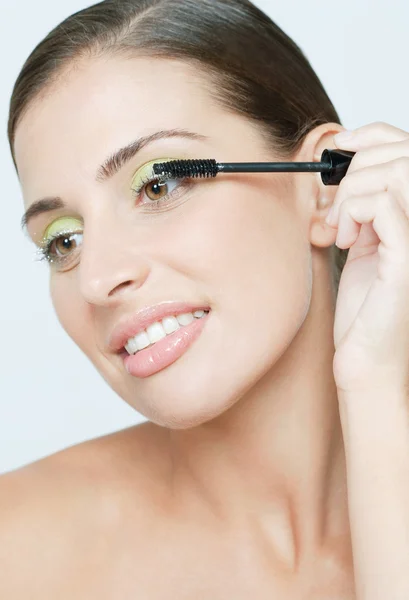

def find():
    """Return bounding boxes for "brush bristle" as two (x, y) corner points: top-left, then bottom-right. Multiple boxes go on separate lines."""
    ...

(152, 159), (219, 179)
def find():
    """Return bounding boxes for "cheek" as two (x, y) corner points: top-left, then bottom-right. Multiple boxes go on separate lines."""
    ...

(190, 188), (311, 351)
(50, 276), (92, 353)
(149, 185), (289, 278)
(155, 185), (310, 317)
(169, 185), (308, 295)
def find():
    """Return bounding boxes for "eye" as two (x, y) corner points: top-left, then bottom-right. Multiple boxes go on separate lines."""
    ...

(130, 158), (191, 209)
(132, 175), (179, 205)
(49, 232), (82, 258)
(35, 217), (83, 270)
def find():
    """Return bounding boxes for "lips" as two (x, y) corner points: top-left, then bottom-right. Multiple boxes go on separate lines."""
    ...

(108, 301), (211, 353)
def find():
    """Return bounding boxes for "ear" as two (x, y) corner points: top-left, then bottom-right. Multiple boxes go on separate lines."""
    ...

(295, 122), (347, 249)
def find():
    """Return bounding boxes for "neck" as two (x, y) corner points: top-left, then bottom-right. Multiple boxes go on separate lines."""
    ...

(168, 254), (352, 572)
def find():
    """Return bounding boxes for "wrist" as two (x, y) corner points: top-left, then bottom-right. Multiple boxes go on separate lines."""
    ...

(337, 387), (409, 446)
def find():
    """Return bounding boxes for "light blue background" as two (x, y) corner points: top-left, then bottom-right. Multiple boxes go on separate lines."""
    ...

(1, 0), (407, 473)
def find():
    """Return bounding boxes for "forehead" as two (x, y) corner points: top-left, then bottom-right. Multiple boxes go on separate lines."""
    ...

(13, 57), (222, 198)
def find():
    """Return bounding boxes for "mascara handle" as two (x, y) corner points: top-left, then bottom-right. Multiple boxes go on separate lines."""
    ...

(320, 149), (355, 186)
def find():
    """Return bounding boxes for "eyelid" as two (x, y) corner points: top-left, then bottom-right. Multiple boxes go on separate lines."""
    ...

(130, 157), (178, 190)
(42, 216), (83, 242)
(35, 160), (179, 242)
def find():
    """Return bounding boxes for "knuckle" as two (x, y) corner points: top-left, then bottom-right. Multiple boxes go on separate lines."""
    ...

(391, 157), (409, 183)
(372, 120), (389, 132)
(339, 196), (355, 213)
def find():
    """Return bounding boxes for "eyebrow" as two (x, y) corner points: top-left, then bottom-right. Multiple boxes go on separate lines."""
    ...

(20, 128), (207, 231)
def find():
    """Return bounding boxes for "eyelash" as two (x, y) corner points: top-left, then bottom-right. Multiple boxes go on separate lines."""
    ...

(35, 230), (82, 266)
(35, 174), (190, 267)
(131, 173), (172, 202)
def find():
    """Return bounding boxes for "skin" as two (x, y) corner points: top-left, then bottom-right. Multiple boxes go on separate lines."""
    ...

(1, 56), (357, 598)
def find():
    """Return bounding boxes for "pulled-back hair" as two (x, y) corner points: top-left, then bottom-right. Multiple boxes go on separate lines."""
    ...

(7, 0), (348, 291)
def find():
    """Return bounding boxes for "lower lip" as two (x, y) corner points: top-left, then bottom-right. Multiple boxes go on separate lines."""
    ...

(122, 311), (210, 378)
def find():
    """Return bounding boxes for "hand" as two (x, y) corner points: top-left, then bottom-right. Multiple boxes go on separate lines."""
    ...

(326, 122), (409, 394)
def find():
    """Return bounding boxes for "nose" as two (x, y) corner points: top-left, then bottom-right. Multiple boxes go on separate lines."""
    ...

(78, 218), (150, 306)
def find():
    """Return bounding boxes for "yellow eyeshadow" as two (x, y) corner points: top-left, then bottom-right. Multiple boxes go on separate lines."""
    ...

(130, 157), (177, 191)
(43, 217), (83, 242)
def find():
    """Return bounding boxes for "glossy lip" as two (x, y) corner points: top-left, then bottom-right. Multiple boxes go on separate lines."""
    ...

(108, 301), (211, 353)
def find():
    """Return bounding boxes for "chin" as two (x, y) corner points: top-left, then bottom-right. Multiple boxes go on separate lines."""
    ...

(103, 315), (297, 430)
(130, 387), (238, 430)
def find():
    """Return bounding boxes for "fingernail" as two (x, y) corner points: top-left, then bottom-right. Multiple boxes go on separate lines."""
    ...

(334, 130), (354, 144)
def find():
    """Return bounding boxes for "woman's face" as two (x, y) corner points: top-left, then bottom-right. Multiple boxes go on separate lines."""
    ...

(14, 57), (314, 428)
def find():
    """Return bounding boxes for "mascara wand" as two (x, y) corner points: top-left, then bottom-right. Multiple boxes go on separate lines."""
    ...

(153, 149), (355, 186)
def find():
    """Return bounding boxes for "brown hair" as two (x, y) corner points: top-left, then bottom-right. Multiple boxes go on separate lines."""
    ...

(7, 0), (348, 291)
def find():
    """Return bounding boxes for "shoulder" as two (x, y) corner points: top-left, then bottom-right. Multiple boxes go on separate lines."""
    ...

(0, 421), (171, 597)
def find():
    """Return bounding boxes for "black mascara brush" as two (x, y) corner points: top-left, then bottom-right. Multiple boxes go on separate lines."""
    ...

(152, 149), (355, 186)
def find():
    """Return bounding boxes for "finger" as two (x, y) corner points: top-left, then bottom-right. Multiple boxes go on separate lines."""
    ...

(334, 121), (409, 150)
(335, 192), (409, 274)
(328, 158), (409, 225)
(346, 139), (409, 175)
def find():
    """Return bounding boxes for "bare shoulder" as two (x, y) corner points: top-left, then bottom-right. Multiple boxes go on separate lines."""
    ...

(0, 421), (171, 598)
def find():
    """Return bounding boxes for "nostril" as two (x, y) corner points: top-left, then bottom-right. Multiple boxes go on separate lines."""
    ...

(108, 280), (134, 297)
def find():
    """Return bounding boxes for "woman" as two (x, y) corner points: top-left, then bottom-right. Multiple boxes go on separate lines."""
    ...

(3, 0), (409, 597)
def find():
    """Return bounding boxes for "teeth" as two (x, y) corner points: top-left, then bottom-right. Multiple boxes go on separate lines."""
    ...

(162, 316), (180, 334)
(125, 336), (139, 355)
(176, 313), (195, 326)
(124, 310), (209, 355)
(135, 331), (150, 351)
(193, 310), (205, 318)
(146, 322), (167, 345)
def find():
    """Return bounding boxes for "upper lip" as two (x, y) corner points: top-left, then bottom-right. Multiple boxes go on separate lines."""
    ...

(108, 301), (211, 352)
